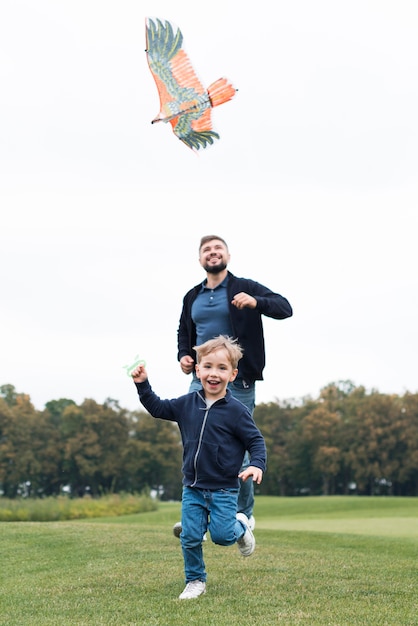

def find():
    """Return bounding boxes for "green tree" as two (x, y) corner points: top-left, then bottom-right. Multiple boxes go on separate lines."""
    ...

(125, 411), (182, 500)
(299, 405), (342, 495)
(0, 393), (40, 497)
(60, 402), (101, 495)
(91, 398), (131, 493)
(396, 393), (418, 495)
(342, 392), (407, 495)
(0, 397), (15, 496)
(0, 384), (19, 406)
(254, 401), (298, 496)
(60, 399), (131, 496)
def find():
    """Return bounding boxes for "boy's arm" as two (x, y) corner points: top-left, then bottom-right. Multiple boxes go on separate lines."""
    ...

(131, 367), (178, 423)
(238, 410), (267, 475)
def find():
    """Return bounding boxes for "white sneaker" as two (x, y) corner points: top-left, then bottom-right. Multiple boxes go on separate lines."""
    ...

(173, 522), (182, 538)
(178, 580), (206, 600)
(236, 512), (255, 556)
(172, 522), (207, 541)
(248, 515), (256, 531)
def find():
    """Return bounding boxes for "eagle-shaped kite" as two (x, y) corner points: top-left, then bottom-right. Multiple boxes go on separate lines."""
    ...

(145, 18), (237, 150)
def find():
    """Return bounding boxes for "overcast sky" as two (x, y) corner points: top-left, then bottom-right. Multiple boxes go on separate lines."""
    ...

(1, 0), (417, 411)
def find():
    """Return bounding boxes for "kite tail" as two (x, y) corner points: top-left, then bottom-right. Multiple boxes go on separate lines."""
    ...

(207, 78), (236, 108)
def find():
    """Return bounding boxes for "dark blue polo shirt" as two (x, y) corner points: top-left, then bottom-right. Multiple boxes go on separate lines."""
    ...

(191, 276), (233, 345)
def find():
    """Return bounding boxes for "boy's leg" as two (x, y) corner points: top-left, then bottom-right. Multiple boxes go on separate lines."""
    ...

(207, 488), (242, 546)
(180, 487), (208, 583)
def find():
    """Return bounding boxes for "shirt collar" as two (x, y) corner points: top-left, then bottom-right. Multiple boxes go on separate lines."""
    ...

(200, 274), (229, 292)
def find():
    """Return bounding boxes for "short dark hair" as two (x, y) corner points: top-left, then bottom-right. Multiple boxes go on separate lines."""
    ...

(199, 235), (228, 252)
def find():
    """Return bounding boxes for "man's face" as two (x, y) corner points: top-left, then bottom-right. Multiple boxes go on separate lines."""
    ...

(199, 239), (230, 274)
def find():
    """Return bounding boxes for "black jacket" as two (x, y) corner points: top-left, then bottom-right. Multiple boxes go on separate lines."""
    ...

(135, 381), (267, 489)
(177, 271), (293, 383)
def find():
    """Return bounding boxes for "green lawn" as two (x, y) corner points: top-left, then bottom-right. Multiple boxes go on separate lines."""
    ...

(1, 496), (417, 625)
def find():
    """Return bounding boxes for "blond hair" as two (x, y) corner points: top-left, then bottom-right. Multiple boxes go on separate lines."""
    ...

(194, 335), (243, 370)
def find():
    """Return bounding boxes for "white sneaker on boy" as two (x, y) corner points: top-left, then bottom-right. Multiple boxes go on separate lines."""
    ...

(178, 580), (206, 600)
(236, 512), (256, 556)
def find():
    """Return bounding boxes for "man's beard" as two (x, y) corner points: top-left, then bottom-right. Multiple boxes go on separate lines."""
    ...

(204, 261), (227, 274)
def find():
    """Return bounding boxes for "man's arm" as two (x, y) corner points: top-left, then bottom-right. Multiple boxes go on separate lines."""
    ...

(233, 278), (292, 320)
(177, 288), (198, 366)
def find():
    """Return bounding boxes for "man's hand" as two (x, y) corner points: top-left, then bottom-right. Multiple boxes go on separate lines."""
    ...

(180, 355), (195, 375)
(238, 466), (263, 484)
(231, 292), (257, 310)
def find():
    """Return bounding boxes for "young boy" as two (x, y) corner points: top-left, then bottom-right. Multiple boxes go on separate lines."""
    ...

(131, 335), (267, 600)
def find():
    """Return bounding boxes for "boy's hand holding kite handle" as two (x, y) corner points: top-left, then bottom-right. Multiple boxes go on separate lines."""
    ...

(123, 356), (146, 379)
(131, 362), (147, 383)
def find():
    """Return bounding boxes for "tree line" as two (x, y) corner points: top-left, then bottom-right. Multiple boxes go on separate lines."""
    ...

(1, 381), (417, 499)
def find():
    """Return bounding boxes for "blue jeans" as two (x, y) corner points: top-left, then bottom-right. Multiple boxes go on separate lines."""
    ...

(189, 376), (256, 518)
(180, 486), (246, 582)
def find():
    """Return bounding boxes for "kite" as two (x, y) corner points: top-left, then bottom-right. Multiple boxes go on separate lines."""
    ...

(123, 356), (146, 377)
(145, 17), (237, 150)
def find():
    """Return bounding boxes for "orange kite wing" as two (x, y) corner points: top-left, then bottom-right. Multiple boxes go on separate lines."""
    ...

(145, 17), (237, 150)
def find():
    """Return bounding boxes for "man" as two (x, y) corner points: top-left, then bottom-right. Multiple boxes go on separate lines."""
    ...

(176, 235), (292, 528)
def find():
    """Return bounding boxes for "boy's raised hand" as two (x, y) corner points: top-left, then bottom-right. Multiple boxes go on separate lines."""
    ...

(131, 363), (147, 383)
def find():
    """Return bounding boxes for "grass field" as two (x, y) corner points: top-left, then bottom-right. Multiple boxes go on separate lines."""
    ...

(1, 496), (417, 625)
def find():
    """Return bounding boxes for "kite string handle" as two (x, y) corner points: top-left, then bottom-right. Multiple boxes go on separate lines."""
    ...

(123, 355), (146, 377)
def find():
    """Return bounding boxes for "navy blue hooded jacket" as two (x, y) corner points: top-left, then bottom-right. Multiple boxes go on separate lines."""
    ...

(135, 380), (267, 490)
(177, 271), (292, 383)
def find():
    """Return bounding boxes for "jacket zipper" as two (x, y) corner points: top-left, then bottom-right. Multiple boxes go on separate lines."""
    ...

(191, 405), (210, 487)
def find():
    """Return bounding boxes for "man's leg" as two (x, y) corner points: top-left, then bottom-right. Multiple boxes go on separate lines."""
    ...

(237, 451), (255, 518)
(228, 380), (256, 519)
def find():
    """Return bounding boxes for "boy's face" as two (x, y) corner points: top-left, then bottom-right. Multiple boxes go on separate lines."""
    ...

(195, 348), (238, 401)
